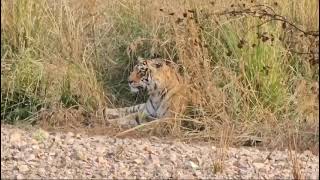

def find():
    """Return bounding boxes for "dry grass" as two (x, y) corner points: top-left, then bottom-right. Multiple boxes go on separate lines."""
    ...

(212, 123), (233, 174)
(1, 0), (319, 154)
(288, 131), (306, 180)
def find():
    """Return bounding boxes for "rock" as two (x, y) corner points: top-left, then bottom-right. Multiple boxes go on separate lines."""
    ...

(67, 132), (74, 137)
(51, 166), (57, 173)
(302, 150), (314, 158)
(149, 154), (160, 164)
(1, 125), (319, 179)
(238, 158), (249, 169)
(26, 154), (36, 161)
(95, 145), (105, 154)
(169, 153), (177, 163)
(15, 174), (24, 179)
(74, 150), (86, 161)
(133, 158), (143, 164)
(97, 156), (107, 164)
(31, 144), (39, 150)
(188, 161), (200, 170)
(178, 173), (196, 180)
(252, 162), (265, 170)
(30, 139), (38, 145)
(76, 133), (82, 139)
(18, 165), (29, 172)
(65, 137), (75, 145)
(9, 132), (21, 144)
(35, 129), (49, 140)
(38, 168), (46, 175)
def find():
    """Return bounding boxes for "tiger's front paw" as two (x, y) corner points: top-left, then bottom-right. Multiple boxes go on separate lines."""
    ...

(106, 117), (139, 129)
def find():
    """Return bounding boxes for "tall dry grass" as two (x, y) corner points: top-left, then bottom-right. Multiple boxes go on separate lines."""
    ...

(1, 0), (319, 152)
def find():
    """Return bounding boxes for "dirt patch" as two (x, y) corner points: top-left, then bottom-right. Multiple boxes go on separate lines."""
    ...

(1, 124), (319, 179)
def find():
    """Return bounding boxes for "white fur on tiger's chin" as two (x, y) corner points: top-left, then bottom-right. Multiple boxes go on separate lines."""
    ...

(129, 85), (140, 93)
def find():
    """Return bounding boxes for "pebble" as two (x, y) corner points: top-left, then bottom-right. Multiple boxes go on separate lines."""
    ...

(10, 132), (21, 143)
(15, 174), (24, 179)
(17, 165), (29, 172)
(26, 154), (36, 161)
(1, 125), (319, 179)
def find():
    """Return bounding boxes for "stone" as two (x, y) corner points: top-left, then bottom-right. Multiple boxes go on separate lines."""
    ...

(18, 164), (29, 172)
(188, 161), (200, 170)
(252, 162), (265, 170)
(9, 132), (21, 144)
(15, 174), (24, 179)
(26, 154), (36, 161)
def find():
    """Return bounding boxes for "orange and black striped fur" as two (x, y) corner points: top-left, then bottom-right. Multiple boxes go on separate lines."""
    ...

(103, 57), (187, 128)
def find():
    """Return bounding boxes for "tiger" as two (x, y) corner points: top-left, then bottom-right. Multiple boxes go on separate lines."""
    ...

(103, 57), (187, 128)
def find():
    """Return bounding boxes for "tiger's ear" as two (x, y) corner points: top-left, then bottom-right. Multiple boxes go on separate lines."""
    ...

(154, 62), (163, 68)
(164, 59), (172, 65)
(147, 62), (162, 72)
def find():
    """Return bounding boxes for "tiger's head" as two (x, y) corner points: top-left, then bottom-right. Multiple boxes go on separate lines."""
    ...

(128, 57), (176, 93)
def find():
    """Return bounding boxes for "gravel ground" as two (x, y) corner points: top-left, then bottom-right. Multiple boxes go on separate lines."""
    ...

(1, 124), (319, 179)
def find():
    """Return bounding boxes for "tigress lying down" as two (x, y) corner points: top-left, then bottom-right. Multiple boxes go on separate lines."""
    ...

(103, 57), (187, 128)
